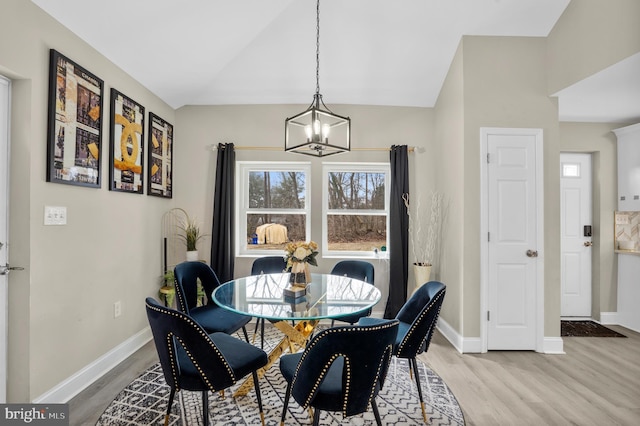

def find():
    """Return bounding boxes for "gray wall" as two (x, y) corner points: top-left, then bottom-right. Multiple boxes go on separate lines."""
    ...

(1, 0), (174, 401)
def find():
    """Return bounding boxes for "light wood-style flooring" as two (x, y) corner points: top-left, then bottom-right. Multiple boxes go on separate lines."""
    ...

(69, 324), (640, 425)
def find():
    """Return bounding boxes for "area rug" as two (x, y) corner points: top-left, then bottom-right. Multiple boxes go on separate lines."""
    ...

(97, 327), (465, 425)
(561, 320), (626, 337)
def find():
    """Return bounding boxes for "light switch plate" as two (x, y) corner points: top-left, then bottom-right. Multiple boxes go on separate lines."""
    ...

(44, 206), (67, 225)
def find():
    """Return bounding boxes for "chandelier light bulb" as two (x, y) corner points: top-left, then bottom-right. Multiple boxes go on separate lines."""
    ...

(322, 123), (330, 141)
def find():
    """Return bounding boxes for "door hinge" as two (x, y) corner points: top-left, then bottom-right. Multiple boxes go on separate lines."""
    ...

(487, 153), (490, 163)
(488, 232), (490, 242)
(487, 311), (490, 321)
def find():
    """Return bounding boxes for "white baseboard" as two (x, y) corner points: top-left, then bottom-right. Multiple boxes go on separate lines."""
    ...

(542, 337), (564, 354)
(33, 327), (153, 403)
(600, 312), (618, 325)
(438, 317), (565, 354)
(436, 317), (483, 353)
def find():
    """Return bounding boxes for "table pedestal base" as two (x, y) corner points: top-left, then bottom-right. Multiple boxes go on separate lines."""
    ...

(233, 318), (318, 397)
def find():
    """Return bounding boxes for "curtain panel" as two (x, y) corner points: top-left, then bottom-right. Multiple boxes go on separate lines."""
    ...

(210, 143), (235, 282)
(384, 145), (409, 318)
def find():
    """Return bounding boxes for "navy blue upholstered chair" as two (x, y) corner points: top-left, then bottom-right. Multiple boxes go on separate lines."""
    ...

(174, 261), (251, 341)
(361, 280), (445, 423)
(329, 260), (375, 327)
(250, 256), (288, 349)
(145, 297), (268, 426)
(279, 318), (399, 426)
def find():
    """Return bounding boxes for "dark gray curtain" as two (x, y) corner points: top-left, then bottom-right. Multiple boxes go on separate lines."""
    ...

(210, 143), (235, 283)
(384, 145), (409, 319)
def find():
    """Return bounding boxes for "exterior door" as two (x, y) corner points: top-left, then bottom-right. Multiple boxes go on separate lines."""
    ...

(0, 75), (10, 402)
(560, 153), (592, 317)
(484, 128), (543, 350)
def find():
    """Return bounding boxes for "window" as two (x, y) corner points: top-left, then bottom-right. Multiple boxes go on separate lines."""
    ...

(237, 162), (310, 255)
(562, 162), (580, 178)
(323, 163), (390, 256)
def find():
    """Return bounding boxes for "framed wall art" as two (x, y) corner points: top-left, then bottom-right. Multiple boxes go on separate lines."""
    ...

(46, 49), (104, 188)
(147, 112), (173, 198)
(109, 88), (145, 193)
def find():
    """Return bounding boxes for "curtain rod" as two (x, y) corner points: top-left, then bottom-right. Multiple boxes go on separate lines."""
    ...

(210, 145), (415, 153)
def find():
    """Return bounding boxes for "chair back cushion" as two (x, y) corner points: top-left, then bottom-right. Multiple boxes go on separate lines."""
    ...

(330, 260), (375, 284)
(292, 319), (398, 417)
(251, 256), (287, 275)
(144, 297), (236, 391)
(395, 281), (446, 358)
(174, 261), (221, 313)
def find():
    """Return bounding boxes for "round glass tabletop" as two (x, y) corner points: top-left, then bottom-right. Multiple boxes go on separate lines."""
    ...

(213, 273), (381, 321)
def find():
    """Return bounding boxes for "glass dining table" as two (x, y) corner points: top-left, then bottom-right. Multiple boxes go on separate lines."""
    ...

(213, 272), (381, 396)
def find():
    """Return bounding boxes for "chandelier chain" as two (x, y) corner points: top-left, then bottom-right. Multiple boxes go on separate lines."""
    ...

(315, 0), (320, 95)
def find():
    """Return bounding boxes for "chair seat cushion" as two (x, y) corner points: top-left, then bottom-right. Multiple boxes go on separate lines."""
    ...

(189, 304), (251, 335)
(210, 332), (268, 378)
(280, 353), (348, 411)
(177, 332), (267, 390)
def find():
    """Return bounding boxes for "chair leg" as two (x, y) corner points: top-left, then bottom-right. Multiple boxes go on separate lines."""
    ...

(330, 319), (335, 327)
(164, 388), (176, 426)
(312, 407), (321, 426)
(280, 382), (292, 426)
(253, 319), (260, 344)
(260, 318), (265, 349)
(241, 325), (250, 343)
(410, 357), (428, 423)
(202, 390), (209, 425)
(252, 370), (265, 426)
(371, 398), (383, 426)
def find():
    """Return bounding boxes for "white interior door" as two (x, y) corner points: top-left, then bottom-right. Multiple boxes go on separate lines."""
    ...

(560, 153), (592, 317)
(0, 75), (10, 402)
(484, 128), (543, 351)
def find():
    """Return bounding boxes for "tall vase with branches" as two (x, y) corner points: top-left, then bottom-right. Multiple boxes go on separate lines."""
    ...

(403, 191), (443, 291)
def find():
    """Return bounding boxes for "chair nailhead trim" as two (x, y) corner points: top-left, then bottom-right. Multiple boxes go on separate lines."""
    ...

(147, 301), (236, 393)
(397, 290), (445, 355)
(291, 321), (398, 416)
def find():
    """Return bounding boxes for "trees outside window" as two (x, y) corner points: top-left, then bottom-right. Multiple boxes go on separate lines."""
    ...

(237, 162), (310, 255)
(323, 163), (390, 255)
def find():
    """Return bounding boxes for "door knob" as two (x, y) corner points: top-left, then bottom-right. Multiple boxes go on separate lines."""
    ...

(584, 241), (593, 247)
(526, 250), (538, 258)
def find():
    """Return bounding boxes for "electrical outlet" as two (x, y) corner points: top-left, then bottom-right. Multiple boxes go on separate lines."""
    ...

(114, 301), (122, 318)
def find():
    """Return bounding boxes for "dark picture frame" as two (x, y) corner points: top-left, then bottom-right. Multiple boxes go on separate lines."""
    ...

(46, 49), (104, 188)
(147, 112), (173, 198)
(109, 88), (145, 193)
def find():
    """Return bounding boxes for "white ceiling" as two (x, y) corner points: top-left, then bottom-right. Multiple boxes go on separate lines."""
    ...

(30, 0), (640, 123)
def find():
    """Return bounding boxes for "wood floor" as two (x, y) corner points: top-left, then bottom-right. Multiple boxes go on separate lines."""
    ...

(69, 324), (640, 425)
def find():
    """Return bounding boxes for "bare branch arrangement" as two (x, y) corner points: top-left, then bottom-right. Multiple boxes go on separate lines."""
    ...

(403, 191), (443, 267)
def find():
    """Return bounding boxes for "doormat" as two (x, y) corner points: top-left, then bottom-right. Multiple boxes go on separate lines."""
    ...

(561, 320), (626, 337)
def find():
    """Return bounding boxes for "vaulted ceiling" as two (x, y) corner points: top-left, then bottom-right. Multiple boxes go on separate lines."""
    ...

(31, 0), (640, 123)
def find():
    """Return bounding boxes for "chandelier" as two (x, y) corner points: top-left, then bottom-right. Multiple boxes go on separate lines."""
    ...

(284, 0), (350, 157)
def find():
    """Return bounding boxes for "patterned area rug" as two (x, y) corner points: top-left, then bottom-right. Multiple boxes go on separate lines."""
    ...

(561, 320), (626, 337)
(97, 327), (465, 425)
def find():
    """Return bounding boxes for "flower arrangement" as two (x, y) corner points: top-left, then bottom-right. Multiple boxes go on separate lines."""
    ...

(284, 240), (319, 269)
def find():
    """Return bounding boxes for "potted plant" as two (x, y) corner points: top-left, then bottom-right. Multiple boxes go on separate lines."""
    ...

(403, 191), (443, 293)
(178, 214), (206, 261)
